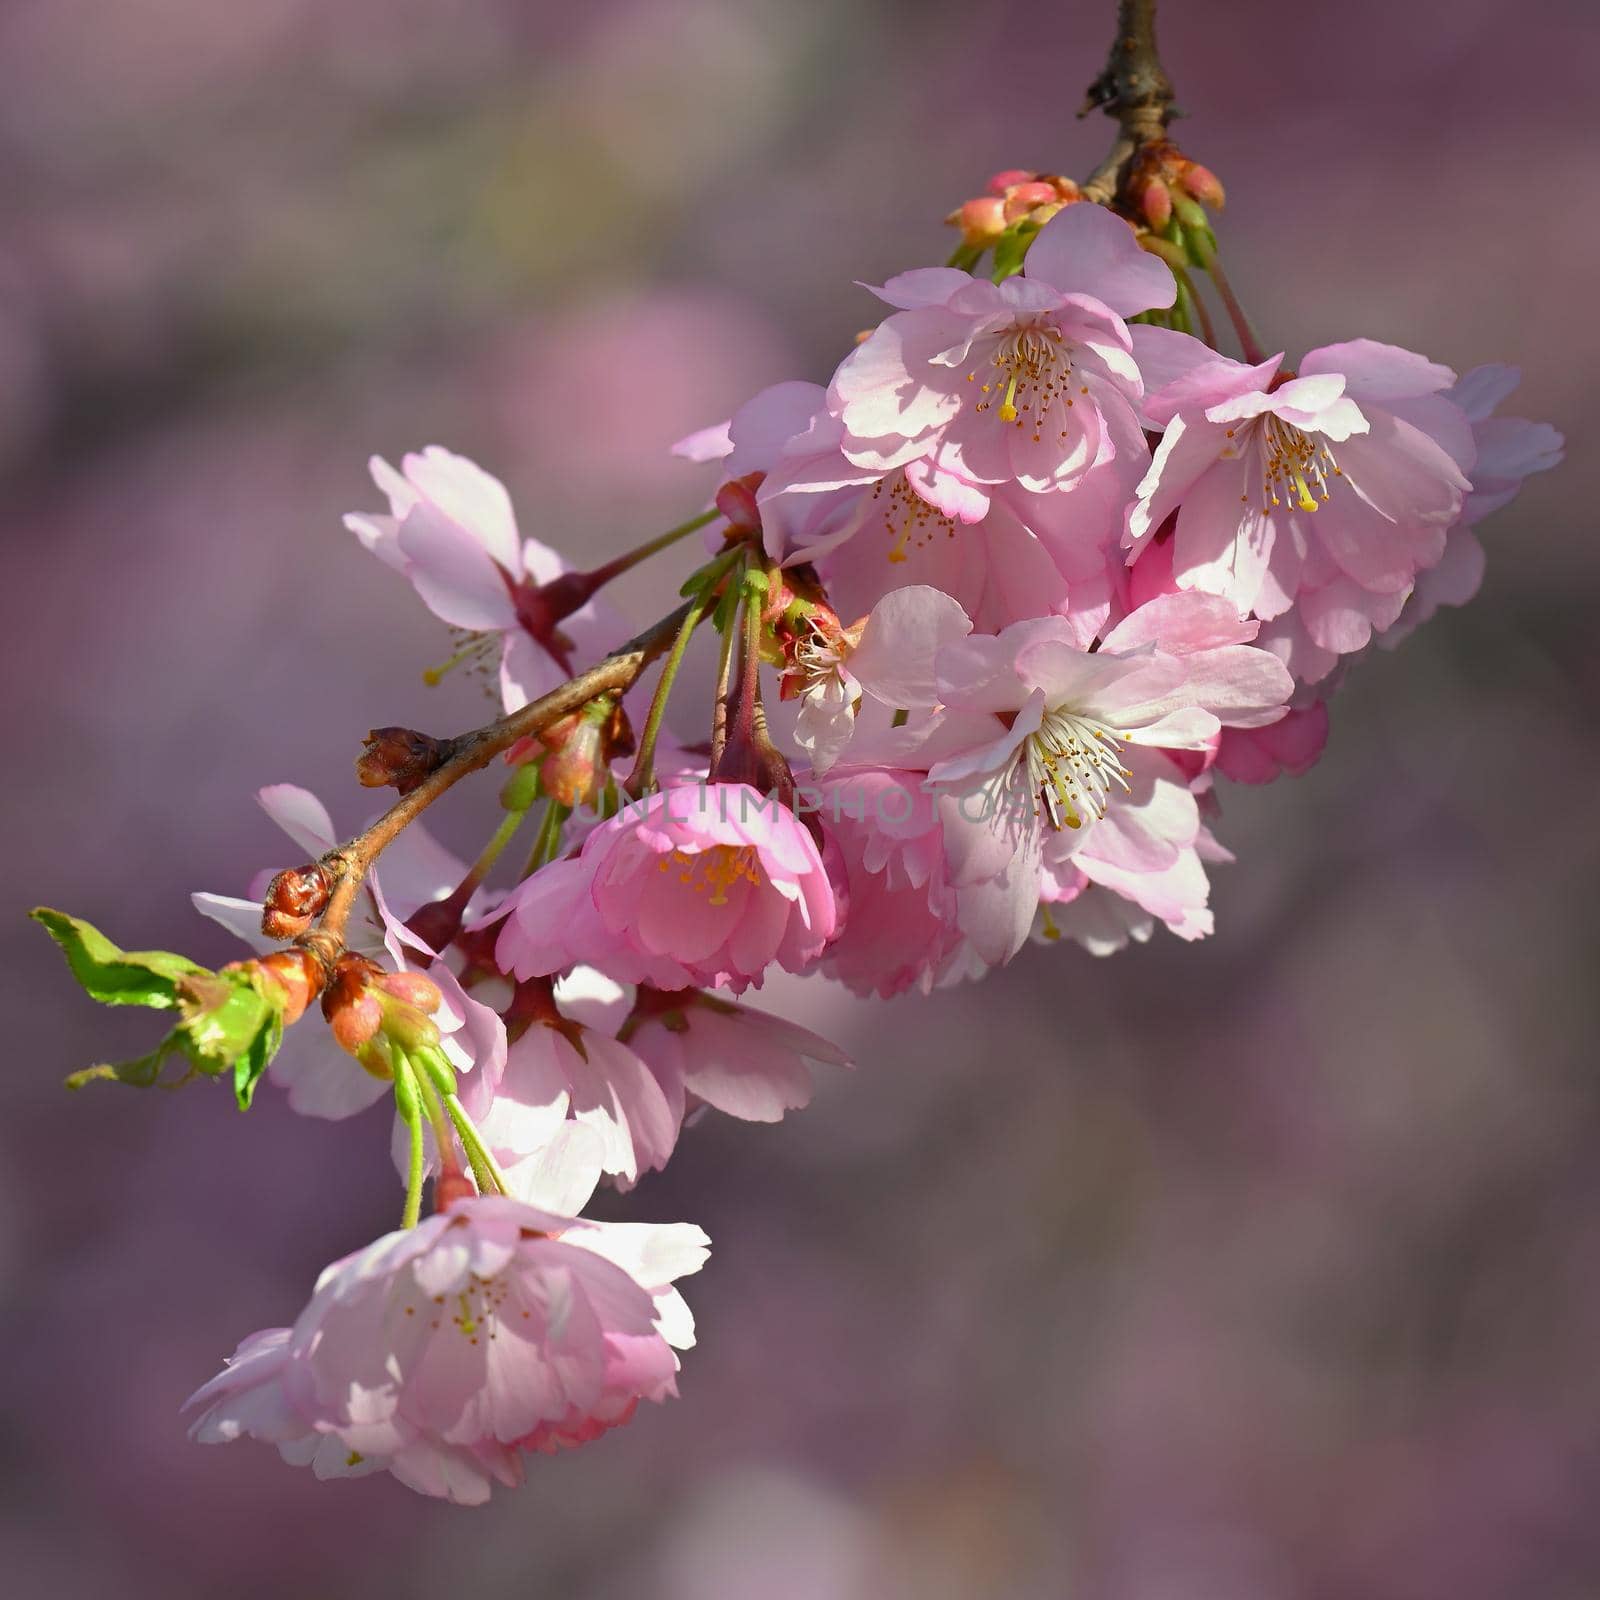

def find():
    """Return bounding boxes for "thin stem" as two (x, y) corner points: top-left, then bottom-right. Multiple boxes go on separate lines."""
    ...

(626, 546), (742, 796)
(573, 508), (720, 593)
(1198, 250), (1266, 365)
(445, 1093), (512, 1198)
(302, 597), (700, 958)
(1174, 263), (1218, 348)
(520, 797), (572, 878)
(709, 590), (739, 766)
(394, 1055), (426, 1229)
(412, 1058), (465, 1193)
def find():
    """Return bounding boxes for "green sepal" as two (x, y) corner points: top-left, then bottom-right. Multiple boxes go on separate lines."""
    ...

(31, 907), (204, 1009)
(990, 220), (1040, 283)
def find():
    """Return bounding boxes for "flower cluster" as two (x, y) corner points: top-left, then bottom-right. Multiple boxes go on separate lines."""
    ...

(37, 149), (1558, 1504)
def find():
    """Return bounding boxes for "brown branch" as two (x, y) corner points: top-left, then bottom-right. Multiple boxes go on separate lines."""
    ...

(1078, 0), (1176, 204)
(299, 598), (697, 959)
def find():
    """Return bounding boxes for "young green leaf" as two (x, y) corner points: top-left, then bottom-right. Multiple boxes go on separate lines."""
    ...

(31, 908), (204, 1009)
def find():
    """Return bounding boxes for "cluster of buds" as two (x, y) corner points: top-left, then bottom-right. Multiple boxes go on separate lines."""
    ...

(947, 169), (1083, 251)
(356, 726), (453, 795)
(1122, 141), (1225, 231)
(259, 862), (332, 940)
(319, 951), (444, 1079)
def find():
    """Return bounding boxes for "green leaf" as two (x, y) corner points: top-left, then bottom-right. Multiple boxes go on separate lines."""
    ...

(31, 908), (204, 1009)
(53, 958), (287, 1107)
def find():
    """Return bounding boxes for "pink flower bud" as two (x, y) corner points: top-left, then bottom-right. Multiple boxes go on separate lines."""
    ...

(1002, 181), (1057, 224)
(715, 471), (764, 534)
(1180, 162), (1225, 209)
(987, 168), (1036, 195)
(951, 196), (1005, 246)
(1136, 176), (1173, 229)
(376, 970), (444, 1013)
(329, 990), (384, 1055)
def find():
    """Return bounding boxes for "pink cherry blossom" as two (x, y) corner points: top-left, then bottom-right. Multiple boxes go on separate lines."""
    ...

(1382, 363), (1563, 646)
(192, 785), (506, 1120)
(344, 446), (620, 711)
(489, 781), (839, 993)
(1214, 702), (1331, 785)
(481, 981), (679, 1185)
(839, 592), (1293, 964)
(185, 1197), (707, 1504)
(1127, 330), (1473, 681)
(623, 987), (850, 1126)
(828, 203), (1172, 516)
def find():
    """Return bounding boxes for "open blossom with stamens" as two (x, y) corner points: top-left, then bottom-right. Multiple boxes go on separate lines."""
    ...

(345, 446), (620, 711)
(192, 785), (506, 1120)
(185, 1197), (707, 1504)
(1126, 331), (1473, 681)
(487, 781), (839, 994)
(827, 202), (1172, 519)
(838, 592), (1293, 964)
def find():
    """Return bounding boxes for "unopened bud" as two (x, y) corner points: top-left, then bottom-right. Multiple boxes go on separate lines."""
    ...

(1002, 181), (1058, 224)
(376, 970), (444, 1013)
(357, 727), (451, 795)
(987, 168), (1036, 195)
(330, 990), (385, 1055)
(948, 196), (1005, 247)
(1134, 176), (1173, 230)
(715, 471), (764, 534)
(254, 947), (325, 1024)
(1180, 162), (1225, 209)
(260, 863), (330, 942)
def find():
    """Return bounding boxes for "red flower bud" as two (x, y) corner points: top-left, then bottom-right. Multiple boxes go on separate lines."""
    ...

(356, 727), (451, 795)
(1135, 176), (1173, 230)
(260, 863), (330, 941)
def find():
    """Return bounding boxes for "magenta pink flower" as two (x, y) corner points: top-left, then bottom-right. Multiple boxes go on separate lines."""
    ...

(186, 1197), (707, 1504)
(345, 446), (620, 711)
(1127, 331), (1473, 679)
(490, 782), (839, 993)
(828, 203), (1172, 513)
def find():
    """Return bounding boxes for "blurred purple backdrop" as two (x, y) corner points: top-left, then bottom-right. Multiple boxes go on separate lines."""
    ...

(3, 2), (1598, 1595)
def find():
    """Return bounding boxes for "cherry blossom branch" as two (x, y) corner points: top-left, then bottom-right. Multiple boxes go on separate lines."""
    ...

(300, 597), (701, 958)
(1078, 0), (1176, 204)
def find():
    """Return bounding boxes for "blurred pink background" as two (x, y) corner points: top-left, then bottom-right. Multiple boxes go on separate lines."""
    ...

(3, 2), (1597, 1594)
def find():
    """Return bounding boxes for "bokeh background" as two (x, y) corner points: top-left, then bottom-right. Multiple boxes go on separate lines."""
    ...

(3, 1), (1597, 1595)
